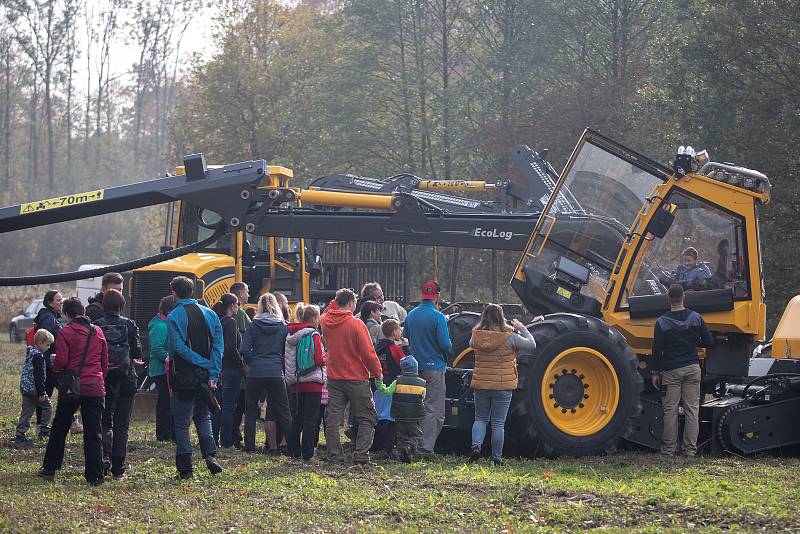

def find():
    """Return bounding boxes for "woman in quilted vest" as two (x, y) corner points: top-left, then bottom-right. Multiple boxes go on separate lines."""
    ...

(469, 304), (536, 465)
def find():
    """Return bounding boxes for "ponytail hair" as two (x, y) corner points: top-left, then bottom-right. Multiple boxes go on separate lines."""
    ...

(294, 302), (306, 322)
(257, 293), (282, 318)
(213, 293), (239, 318)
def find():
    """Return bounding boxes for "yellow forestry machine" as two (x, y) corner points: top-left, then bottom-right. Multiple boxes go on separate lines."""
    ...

(1, 128), (798, 457)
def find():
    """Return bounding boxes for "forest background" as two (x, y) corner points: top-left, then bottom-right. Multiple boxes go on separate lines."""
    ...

(0, 0), (797, 333)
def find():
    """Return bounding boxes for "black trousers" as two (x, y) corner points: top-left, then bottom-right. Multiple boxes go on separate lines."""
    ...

(232, 388), (245, 445)
(102, 371), (136, 475)
(288, 391), (322, 460)
(152, 374), (173, 441)
(43, 395), (104, 483)
(244, 377), (292, 452)
(371, 420), (396, 454)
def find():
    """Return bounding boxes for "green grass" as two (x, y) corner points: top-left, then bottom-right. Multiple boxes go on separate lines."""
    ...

(0, 337), (799, 532)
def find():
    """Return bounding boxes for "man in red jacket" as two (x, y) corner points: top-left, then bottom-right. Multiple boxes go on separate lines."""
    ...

(321, 288), (383, 464)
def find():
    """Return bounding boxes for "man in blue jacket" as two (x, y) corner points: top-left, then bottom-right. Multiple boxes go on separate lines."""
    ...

(651, 284), (714, 457)
(167, 276), (224, 478)
(403, 280), (452, 456)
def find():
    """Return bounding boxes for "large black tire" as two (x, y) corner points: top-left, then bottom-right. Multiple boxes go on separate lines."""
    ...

(446, 312), (480, 368)
(508, 313), (643, 457)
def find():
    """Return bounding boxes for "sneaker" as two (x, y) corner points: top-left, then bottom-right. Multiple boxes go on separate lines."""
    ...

(469, 446), (481, 462)
(232, 441), (243, 450)
(103, 459), (112, 477)
(176, 471), (193, 480)
(70, 419), (83, 434)
(205, 455), (223, 475)
(492, 458), (502, 467)
(37, 467), (55, 481)
(37, 432), (49, 441)
(112, 472), (126, 480)
(87, 477), (104, 487)
(13, 436), (33, 447)
(352, 455), (372, 465)
(400, 446), (413, 464)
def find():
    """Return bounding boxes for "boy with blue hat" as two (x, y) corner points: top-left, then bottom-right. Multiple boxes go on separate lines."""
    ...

(375, 354), (426, 462)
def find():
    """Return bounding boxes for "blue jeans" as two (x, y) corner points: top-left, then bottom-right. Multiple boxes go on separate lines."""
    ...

(215, 368), (243, 448)
(471, 389), (513, 461)
(171, 388), (217, 473)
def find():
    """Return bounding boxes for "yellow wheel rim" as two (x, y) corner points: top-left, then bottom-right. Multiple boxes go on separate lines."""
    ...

(452, 347), (475, 369)
(540, 347), (620, 436)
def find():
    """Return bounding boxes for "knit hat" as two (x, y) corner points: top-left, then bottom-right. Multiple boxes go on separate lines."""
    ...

(400, 355), (418, 374)
(420, 280), (440, 301)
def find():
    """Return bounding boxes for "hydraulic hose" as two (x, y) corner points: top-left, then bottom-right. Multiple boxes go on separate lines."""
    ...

(0, 226), (229, 287)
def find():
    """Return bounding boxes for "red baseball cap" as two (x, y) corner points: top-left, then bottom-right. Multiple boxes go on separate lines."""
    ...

(421, 280), (441, 300)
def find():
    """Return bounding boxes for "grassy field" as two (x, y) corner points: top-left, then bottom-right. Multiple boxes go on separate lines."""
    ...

(1, 337), (799, 532)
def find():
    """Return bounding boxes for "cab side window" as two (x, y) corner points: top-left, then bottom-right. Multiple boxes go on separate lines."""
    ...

(627, 191), (750, 302)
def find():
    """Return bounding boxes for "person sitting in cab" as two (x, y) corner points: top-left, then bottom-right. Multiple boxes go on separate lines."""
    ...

(658, 247), (711, 290)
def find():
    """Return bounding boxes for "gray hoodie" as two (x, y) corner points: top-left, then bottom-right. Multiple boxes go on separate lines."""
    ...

(240, 313), (288, 378)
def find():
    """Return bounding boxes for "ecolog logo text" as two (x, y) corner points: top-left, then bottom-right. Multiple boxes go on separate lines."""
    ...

(469, 227), (513, 241)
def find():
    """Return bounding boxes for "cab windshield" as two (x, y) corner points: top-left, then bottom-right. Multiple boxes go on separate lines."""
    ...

(519, 130), (669, 303)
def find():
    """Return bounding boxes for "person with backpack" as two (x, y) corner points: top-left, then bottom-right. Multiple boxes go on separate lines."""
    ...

(38, 298), (108, 485)
(148, 295), (177, 442)
(211, 293), (245, 449)
(15, 329), (55, 446)
(371, 319), (408, 458)
(284, 303), (326, 461)
(85, 272), (124, 322)
(93, 289), (143, 479)
(31, 290), (63, 437)
(240, 293), (292, 454)
(167, 276), (224, 479)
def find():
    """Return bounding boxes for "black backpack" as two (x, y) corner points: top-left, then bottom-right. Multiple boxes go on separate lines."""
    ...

(96, 318), (130, 370)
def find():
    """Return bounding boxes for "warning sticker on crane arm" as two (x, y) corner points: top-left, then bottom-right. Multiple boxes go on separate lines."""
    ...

(19, 189), (105, 214)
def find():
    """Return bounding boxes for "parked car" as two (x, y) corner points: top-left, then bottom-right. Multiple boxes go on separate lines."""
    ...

(9, 299), (43, 343)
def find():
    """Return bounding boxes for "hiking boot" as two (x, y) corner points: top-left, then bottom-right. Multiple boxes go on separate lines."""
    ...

(13, 435), (33, 447)
(205, 455), (223, 475)
(469, 446), (481, 462)
(400, 446), (413, 464)
(70, 419), (83, 434)
(37, 466), (55, 481)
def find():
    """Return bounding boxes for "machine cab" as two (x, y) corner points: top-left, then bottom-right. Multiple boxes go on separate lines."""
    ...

(511, 129), (769, 358)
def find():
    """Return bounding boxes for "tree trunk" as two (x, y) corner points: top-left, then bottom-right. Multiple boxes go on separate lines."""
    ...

(396, 0), (415, 171)
(439, 0), (451, 180)
(2, 45), (11, 197)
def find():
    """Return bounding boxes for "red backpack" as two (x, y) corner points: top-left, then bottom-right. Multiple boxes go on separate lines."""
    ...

(25, 323), (38, 347)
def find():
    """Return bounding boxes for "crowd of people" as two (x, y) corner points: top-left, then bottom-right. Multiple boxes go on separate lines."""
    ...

(13, 271), (712, 484)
